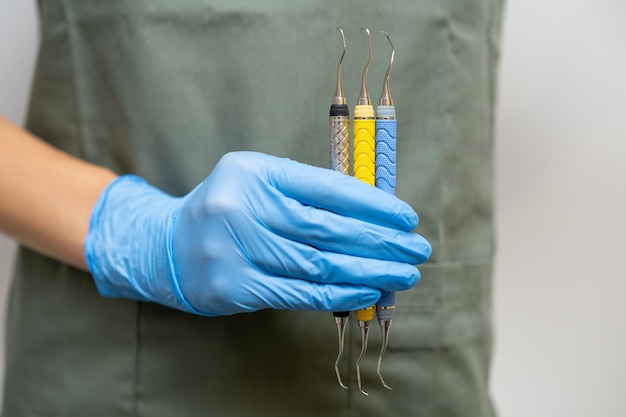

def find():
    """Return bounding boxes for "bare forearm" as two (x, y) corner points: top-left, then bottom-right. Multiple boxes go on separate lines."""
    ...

(0, 116), (117, 269)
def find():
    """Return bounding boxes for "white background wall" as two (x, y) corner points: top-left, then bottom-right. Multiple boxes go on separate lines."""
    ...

(492, 1), (626, 416)
(1, 1), (625, 415)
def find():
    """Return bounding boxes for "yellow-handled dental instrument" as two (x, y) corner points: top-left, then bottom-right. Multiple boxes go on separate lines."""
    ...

(329, 27), (350, 390)
(353, 27), (376, 397)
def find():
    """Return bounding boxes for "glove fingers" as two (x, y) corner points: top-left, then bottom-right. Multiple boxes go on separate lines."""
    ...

(263, 278), (382, 312)
(261, 195), (431, 265)
(268, 156), (418, 231)
(245, 225), (421, 291)
(234, 270), (383, 313)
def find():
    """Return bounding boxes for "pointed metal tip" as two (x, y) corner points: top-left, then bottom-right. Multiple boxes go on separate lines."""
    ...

(377, 358), (393, 390)
(377, 362), (394, 390)
(355, 324), (371, 396)
(376, 320), (394, 390)
(378, 31), (395, 106)
(335, 361), (349, 390)
(333, 315), (349, 389)
(332, 27), (347, 105)
(357, 28), (373, 104)
(335, 27), (346, 46)
(356, 366), (369, 396)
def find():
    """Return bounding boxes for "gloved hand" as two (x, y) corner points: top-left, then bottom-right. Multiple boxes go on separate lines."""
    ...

(85, 152), (431, 316)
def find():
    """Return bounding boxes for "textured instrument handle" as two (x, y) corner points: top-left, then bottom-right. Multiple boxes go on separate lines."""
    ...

(353, 105), (376, 318)
(353, 105), (375, 185)
(375, 119), (397, 195)
(330, 104), (350, 318)
(376, 106), (397, 309)
(330, 114), (350, 176)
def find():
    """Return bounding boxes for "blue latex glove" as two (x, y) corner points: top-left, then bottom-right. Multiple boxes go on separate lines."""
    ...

(85, 152), (431, 316)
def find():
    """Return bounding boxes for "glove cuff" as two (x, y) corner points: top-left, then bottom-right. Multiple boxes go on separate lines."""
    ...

(85, 175), (201, 314)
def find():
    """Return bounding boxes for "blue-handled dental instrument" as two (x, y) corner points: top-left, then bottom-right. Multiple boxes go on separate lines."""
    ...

(375, 31), (397, 390)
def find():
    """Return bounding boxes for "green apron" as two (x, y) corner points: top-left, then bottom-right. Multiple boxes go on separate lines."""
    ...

(3, 0), (504, 415)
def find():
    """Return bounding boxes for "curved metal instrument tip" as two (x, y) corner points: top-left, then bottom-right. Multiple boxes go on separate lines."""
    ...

(379, 31), (395, 106)
(335, 367), (349, 390)
(336, 27), (346, 47)
(333, 315), (349, 389)
(332, 27), (347, 105)
(376, 359), (394, 391)
(356, 365), (369, 396)
(380, 31), (395, 66)
(355, 324), (370, 396)
(376, 350), (393, 390)
(335, 312), (349, 389)
(376, 318), (394, 389)
(357, 28), (372, 105)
